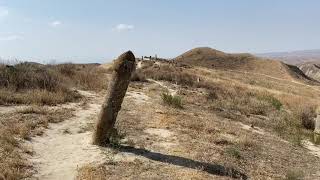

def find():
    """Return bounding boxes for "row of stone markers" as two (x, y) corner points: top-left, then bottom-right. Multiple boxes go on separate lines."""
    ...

(141, 55), (158, 61)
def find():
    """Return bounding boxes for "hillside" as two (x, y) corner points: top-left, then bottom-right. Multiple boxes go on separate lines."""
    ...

(298, 62), (320, 82)
(174, 47), (314, 83)
(257, 49), (320, 65)
(1, 54), (320, 180)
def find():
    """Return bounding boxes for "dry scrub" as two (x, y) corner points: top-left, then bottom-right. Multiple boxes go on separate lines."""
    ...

(55, 63), (108, 90)
(0, 62), (108, 105)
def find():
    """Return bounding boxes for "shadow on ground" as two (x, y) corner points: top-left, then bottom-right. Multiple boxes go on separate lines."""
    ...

(115, 145), (248, 179)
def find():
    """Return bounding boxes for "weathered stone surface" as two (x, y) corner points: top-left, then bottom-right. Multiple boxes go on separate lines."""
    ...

(93, 51), (136, 146)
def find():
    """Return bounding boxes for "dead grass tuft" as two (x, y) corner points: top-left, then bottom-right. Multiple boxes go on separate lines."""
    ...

(76, 164), (108, 180)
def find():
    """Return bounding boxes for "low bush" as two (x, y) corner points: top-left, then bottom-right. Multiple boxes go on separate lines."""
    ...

(297, 105), (317, 130)
(285, 170), (304, 180)
(161, 93), (183, 108)
(226, 147), (242, 159)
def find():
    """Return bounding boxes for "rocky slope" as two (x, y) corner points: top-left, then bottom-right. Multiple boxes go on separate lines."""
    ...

(298, 62), (320, 82)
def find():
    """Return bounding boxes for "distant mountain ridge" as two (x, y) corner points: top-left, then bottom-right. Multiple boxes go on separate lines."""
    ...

(256, 49), (320, 65)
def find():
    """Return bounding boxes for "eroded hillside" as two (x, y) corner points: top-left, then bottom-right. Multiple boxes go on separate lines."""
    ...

(298, 62), (320, 82)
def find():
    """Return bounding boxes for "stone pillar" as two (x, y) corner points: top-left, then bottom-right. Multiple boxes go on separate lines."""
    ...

(93, 51), (136, 146)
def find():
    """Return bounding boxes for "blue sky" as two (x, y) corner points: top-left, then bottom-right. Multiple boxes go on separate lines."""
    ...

(0, 0), (319, 63)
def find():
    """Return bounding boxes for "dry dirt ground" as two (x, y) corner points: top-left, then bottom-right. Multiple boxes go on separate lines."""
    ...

(24, 90), (106, 180)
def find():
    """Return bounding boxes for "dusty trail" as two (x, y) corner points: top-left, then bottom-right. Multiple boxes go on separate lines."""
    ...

(148, 79), (178, 95)
(27, 91), (106, 180)
(26, 82), (178, 180)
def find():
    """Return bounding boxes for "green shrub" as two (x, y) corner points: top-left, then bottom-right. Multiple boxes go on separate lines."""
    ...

(285, 170), (304, 180)
(258, 94), (282, 110)
(161, 93), (183, 108)
(108, 128), (125, 148)
(226, 147), (241, 159)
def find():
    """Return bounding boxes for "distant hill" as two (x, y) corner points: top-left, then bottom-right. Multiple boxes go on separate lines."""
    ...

(256, 49), (320, 65)
(298, 62), (320, 82)
(174, 47), (314, 83)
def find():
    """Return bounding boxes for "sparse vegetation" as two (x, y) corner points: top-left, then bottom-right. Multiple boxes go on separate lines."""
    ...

(226, 147), (242, 159)
(161, 92), (183, 108)
(138, 61), (320, 147)
(108, 128), (126, 148)
(258, 94), (282, 110)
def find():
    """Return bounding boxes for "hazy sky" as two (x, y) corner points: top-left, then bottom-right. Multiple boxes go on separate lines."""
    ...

(0, 0), (319, 63)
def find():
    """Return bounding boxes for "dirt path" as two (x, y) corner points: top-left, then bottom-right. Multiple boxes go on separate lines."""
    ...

(148, 79), (178, 95)
(27, 91), (106, 180)
(304, 140), (320, 158)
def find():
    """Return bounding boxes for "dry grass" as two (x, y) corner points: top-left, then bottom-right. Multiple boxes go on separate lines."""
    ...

(55, 63), (108, 91)
(0, 62), (108, 105)
(75, 68), (320, 179)
(0, 88), (81, 105)
(76, 164), (108, 180)
(138, 60), (320, 145)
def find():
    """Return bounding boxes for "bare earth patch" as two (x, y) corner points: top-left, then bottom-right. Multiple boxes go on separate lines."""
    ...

(26, 91), (106, 180)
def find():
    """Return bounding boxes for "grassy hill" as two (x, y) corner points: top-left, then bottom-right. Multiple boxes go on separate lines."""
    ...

(174, 47), (314, 83)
